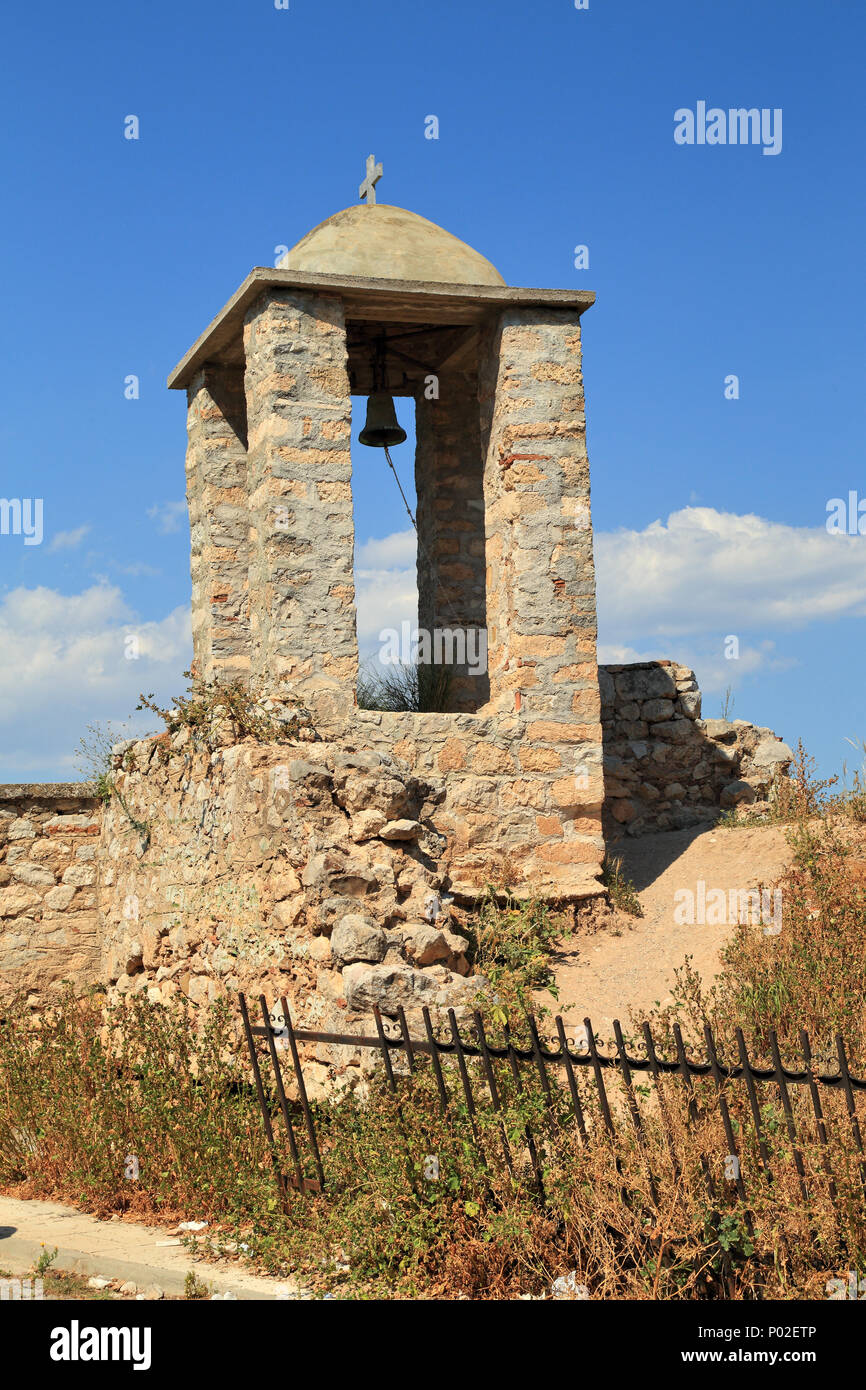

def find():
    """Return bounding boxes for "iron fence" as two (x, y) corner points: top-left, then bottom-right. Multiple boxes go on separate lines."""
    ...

(239, 993), (866, 1225)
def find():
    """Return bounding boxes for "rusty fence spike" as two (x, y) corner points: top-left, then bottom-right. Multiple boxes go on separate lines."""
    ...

(280, 997), (325, 1191)
(768, 1029), (809, 1204)
(503, 1015), (546, 1198)
(397, 1006), (416, 1074)
(703, 1024), (756, 1246)
(259, 995), (307, 1194)
(800, 1029), (837, 1205)
(672, 1023), (717, 1202)
(734, 1028), (774, 1187)
(556, 1016), (588, 1145)
(613, 1019), (660, 1209)
(583, 1016), (616, 1139)
(836, 1033), (866, 1198)
(238, 993), (289, 1213)
(642, 1021), (681, 1182)
(472, 1011), (516, 1177)
(422, 1007), (449, 1114)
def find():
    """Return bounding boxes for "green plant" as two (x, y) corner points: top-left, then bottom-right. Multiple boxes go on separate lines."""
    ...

(601, 855), (644, 917)
(841, 739), (866, 823)
(459, 888), (569, 1012)
(2, 991), (862, 1301)
(770, 740), (838, 823)
(183, 1270), (211, 1300)
(110, 785), (152, 853)
(137, 670), (310, 744)
(74, 721), (136, 784)
(34, 1245), (58, 1277)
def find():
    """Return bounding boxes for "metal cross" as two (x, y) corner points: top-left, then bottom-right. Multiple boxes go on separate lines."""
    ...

(359, 154), (383, 206)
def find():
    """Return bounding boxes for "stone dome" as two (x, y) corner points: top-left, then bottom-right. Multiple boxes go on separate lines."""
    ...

(278, 204), (505, 287)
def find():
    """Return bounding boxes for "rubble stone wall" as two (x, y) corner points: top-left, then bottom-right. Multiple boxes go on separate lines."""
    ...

(97, 731), (492, 1094)
(0, 786), (102, 997)
(600, 661), (792, 837)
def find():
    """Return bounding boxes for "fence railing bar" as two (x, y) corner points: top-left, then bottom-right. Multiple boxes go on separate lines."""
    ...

(584, 1016), (616, 1140)
(397, 1006), (416, 1075)
(422, 1006), (449, 1114)
(258, 995), (308, 1196)
(800, 1029), (838, 1205)
(735, 1027), (774, 1187)
(238, 993), (289, 1213)
(769, 1030), (810, 1204)
(703, 1024), (753, 1224)
(503, 1016), (546, 1198)
(556, 1016), (589, 1145)
(472, 1011), (516, 1177)
(247, 1023), (866, 1091)
(447, 1009), (481, 1143)
(673, 1022), (717, 1202)
(373, 1007), (399, 1093)
(528, 1014), (557, 1131)
(836, 1033), (866, 1198)
(613, 1019), (660, 1208)
(280, 997), (325, 1191)
(642, 1021), (682, 1182)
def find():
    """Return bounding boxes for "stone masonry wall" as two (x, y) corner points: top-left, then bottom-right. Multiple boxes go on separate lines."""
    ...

(0, 786), (103, 998)
(185, 365), (249, 684)
(601, 661), (793, 837)
(98, 730), (488, 1095)
(243, 289), (356, 724)
(414, 370), (488, 711)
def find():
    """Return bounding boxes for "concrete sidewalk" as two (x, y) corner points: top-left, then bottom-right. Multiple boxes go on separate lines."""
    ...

(0, 1195), (303, 1300)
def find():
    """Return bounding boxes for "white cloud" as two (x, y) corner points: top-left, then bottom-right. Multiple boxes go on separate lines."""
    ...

(48, 524), (91, 552)
(356, 530), (416, 570)
(354, 529), (418, 652)
(115, 561), (162, 578)
(354, 510), (861, 697)
(594, 507), (866, 694)
(8, 508), (853, 777)
(147, 500), (188, 534)
(596, 507), (866, 639)
(0, 584), (191, 780)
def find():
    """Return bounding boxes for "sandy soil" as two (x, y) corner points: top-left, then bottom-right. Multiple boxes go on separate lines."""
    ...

(551, 822), (792, 1039)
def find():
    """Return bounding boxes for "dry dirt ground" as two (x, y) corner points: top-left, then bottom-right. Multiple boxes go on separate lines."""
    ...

(551, 822), (792, 1040)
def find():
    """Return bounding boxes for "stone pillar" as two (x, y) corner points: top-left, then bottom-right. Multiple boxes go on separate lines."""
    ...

(414, 373), (488, 711)
(185, 366), (250, 683)
(478, 308), (603, 891)
(243, 290), (356, 722)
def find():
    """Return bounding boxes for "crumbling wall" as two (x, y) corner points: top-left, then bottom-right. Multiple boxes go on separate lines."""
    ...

(97, 728), (492, 1093)
(0, 786), (103, 997)
(600, 661), (792, 837)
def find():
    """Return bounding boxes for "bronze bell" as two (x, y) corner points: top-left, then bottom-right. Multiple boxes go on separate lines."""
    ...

(358, 391), (407, 448)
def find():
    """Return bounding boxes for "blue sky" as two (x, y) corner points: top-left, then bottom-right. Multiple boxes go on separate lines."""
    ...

(0, 0), (864, 783)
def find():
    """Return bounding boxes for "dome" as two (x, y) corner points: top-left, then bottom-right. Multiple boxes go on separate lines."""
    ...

(278, 204), (506, 288)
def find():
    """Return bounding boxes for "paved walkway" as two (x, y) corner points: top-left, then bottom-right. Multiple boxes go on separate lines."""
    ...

(0, 1195), (300, 1300)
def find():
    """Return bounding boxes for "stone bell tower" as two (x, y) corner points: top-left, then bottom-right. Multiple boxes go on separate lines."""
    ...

(168, 162), (604, 901)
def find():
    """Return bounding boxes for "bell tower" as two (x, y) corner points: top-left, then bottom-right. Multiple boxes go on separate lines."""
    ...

(168, 161), (605, 901)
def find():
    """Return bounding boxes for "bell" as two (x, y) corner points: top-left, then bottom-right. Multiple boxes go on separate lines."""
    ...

(358, 392), (407, 448)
